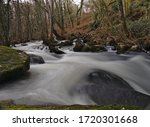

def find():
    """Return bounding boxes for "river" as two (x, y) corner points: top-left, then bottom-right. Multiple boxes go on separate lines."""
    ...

(0, 41), (150, 107)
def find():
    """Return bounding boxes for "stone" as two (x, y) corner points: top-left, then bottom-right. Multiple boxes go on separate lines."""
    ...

(0, 46), (30, 83)
(29, 54), (45, 64)
(58, 40), (73, 47)
(73, 42), (84, 52)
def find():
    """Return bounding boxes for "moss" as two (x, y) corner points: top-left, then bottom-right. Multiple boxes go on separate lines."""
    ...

(116, 44), (132, 54)
(128, 19), (150, 38)
(0, 46), (30, 83)
(0, 100), (141, 110)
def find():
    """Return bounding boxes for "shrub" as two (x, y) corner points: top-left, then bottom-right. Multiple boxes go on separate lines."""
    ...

(90, 20), (101, 30)
(128, 19), (150, 38)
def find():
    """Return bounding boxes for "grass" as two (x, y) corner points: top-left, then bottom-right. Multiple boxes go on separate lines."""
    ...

(0, 101), (141, 110)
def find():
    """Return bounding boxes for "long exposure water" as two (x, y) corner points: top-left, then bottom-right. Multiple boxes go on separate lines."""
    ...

(0, 41), (150, 107)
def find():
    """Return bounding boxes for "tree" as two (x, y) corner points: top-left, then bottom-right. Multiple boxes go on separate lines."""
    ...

(76, 0), (84, 25)
(0, 0), (11, 46)
(117, 0), (129, 37)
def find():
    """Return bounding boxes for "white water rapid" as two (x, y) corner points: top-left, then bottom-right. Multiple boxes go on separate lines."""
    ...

(0, 41), (150, 107)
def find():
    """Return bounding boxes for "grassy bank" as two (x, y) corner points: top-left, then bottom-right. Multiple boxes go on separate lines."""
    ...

(0, 101), (141, 110)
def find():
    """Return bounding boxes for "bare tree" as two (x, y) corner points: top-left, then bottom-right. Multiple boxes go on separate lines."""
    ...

(117, 0), (129, 37)
(76, 0), (84, 25)
(0, 0), (11, 46)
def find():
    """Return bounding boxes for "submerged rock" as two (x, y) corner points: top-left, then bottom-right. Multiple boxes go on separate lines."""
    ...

(73, 70), (150, 108)
(84, 85), (150, 108)
(29, 54), (45, 64)
(0, 46), (30, 83)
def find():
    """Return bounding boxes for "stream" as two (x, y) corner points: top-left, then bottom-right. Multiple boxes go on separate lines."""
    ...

(0, 41), (150, 108)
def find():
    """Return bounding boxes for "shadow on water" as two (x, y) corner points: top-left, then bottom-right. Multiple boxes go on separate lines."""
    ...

(0, 72), (31, 89)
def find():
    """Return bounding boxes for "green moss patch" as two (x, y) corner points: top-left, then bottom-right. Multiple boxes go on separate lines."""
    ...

(0, 101), (141, 110)
(0, 46), (30, 83)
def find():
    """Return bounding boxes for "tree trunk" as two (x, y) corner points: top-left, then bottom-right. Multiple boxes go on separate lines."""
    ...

(0, 0), (11, 46)
(76, 0), (84, 25)
(50, 0), (54, 42)
(117, 0), (129, 37)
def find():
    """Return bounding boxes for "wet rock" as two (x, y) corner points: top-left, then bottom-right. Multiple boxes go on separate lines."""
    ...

(73, 70), (150, 108)
(90, 45), (106, 52)
(49, 45), (65, 54)
(106, 36), (117, 47)
(85, 85), (150, 108)
(117, 44), (132, 54)
(133, 37), (150, 52)
(21, 43), (28, 46)
(29, 54), (45, 64)
(67, 33), (77, 42)
(129, 45), (141, 52)
(58, 40), (73, 47)
(0, 46), (30, 83)
(73, 42), (84, 52)
(88, 70), (132, 89)
(81, 44), (91, 52)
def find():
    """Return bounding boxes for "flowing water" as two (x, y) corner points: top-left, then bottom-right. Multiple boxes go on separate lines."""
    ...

(0, 41), (150, 107)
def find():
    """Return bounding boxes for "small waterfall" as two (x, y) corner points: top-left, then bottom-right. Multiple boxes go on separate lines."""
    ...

(105, 46), (117, 52)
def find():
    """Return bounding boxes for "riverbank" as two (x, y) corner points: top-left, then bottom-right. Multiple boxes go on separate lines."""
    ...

(0, 100), (141, 110)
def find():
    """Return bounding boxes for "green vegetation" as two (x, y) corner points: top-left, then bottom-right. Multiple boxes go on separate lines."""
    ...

(0, 101), (141, 110)
(128, 19), (150, 38)
(0, 46), (30, 83)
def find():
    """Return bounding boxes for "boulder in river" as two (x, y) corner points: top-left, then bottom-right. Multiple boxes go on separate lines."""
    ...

(0, 46), (30, 83)
(73, 70), (150, 108)
(73, 41), (85, 52)
(29, 54), (45, 64)
(21, 43), (28, 46)
(49, 45), (65, 54)
(58, 40), (73, 47)
(116, 44), (132, 54)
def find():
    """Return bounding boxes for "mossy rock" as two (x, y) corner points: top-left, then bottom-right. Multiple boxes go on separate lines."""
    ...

(0, 46), (30, 83)
(82, 44), (92, 52)
(90, 45), (107, 52)
(129, 45), (141, 52)
(116, 44), (132, 54)
(81, 44), (106, 52)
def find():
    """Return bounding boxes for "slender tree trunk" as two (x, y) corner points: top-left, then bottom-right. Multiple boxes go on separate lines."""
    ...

(76, 0), (84, 25)
(0, 0), (11, 46)
(66, 0), (74, 28)
(117, 0), (129, 37)
(59, 0), (65, 35)
(50, 0), (54, 42)
(16, 0), (22, 42)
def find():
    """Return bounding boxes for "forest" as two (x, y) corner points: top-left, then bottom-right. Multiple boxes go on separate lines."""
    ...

(0, 0), (150, 109)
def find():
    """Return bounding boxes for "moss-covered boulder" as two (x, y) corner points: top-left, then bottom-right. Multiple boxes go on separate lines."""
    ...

(0, 46), (30, 83)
